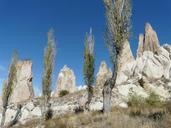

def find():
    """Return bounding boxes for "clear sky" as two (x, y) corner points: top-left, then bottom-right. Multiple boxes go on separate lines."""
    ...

(0, 0), (171, 95)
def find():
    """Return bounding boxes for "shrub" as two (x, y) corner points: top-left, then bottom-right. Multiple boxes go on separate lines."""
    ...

(128, 93), (146, 107)
(165, 100), (171, 114)
(44, 108), (53, 120)
(146, 91), (163, 107)
(59, 90), (69, 97)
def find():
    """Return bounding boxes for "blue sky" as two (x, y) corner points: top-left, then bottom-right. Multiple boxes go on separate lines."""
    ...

(0, 0), (171, 95)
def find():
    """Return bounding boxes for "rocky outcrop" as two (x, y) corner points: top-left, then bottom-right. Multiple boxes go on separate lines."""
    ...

(115, 23), (171, 100)
(54, 65), (76, 96)
(9, 60), (34, 104)
(118, 40), (135, 72)
(137, 23), (160, 58)
(96, 61), (112, 89)
(163, 44), (171, 59)
(116, 40), (135, 85)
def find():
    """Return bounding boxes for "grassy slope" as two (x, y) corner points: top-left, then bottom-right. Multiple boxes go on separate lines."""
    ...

(12, 105), (171, 128)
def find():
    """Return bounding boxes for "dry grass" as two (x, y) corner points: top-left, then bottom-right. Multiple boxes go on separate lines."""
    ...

(11, 93), (171, 128)
(12, 105), (171, 128)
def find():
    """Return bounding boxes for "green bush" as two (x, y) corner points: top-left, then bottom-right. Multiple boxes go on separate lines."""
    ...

(128, 93), (146, 107)
(165, 100), (171, 114)
(59, 90), (69, 97)
(146, 91), (163, 107)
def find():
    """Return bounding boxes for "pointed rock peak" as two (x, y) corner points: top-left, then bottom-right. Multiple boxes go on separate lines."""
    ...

(54, 65), (76, 97)
(61, 65), (71, 71)
(63, 65), (68, 69)
(145, 23), (153, 32)
(90, 27), (93, 34)
(96, 61), (112, 89)
(137, 34), (144, 58)
(137, 23), (160, 58)
(118, 40), (135, 72)
(98, 61), (110, 75)
(139, 34), (144, 42)
(100, 61), (107, 68)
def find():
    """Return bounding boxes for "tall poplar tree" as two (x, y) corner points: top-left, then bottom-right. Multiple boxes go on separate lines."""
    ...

(103, 0), (132, 112)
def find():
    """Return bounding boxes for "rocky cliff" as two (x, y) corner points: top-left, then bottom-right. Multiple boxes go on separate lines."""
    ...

(137, 23), (160, 58)
(9, 60), (34, 104)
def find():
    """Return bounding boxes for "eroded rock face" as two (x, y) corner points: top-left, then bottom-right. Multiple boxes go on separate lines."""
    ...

(163, 44), (171, 59)
(96, 61), (112, 89)
(118, 40), (135, 72)
(55, 65), (76, 96)
(9, 60), (34, 104)
(116, 40), (135, 85)
(137, 23), (160, 58)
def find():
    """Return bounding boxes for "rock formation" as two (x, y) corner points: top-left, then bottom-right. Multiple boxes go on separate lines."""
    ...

(116, 40), (135, 84)
(96, 61), (112, 89)
(137, 23), (160, 58)
(115, 23), (171, 100)
(9, 60), (34, 104)
(118, 40), (135, 72)
(54, 65), (76, 96)
(163, 44), (171, 59)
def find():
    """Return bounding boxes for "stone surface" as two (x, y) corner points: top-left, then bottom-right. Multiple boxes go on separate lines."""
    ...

(96, 61), (112, 89)
(116, 40), (135, 85)
(118, 40), (135, 72)
(163, 44), (171, 59)
(9, 60), (34, 104)
(117, 84), (148, 98)
(134, 47), (171, 79)
(137, 23), (160, 58)
(54, 65), (76, 96)
(31, 107), (41, 117)
(5, 106), (18, 124)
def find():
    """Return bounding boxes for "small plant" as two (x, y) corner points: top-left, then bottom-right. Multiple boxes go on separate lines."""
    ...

(59, 90), (69, 97)
(146, 91), (163, 107)
(44, 108), (53, 120)
(165, 100), (171, 114)
(128, 93), (146, 107)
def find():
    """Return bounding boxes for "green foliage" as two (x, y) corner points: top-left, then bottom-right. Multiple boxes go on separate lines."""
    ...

(1, 51), (18, 126)
(59, 90), (69, 97)
(146, 91), (163, 107)
(83, 30), (95, 87)
(105, 0), (132, 45)
(2, 80), (8, 108)
(128, 93), (146, 107)
(128, 92), (163, 108)
(83, 30), (94, 103)
(103, 0), (132, 62)
(165, 100), (171, 114)
(83, 29), (95, 110)
(42, 28), (56, 99)
(2, 51), (18, 107)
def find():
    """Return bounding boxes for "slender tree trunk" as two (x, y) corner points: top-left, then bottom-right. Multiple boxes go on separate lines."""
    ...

(103, 79), (112, 112)
(103, 54), (119, 113)
(85, 86), (93, 111)
(1, 107), (6, 127)
(42, 96), (51, 120)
